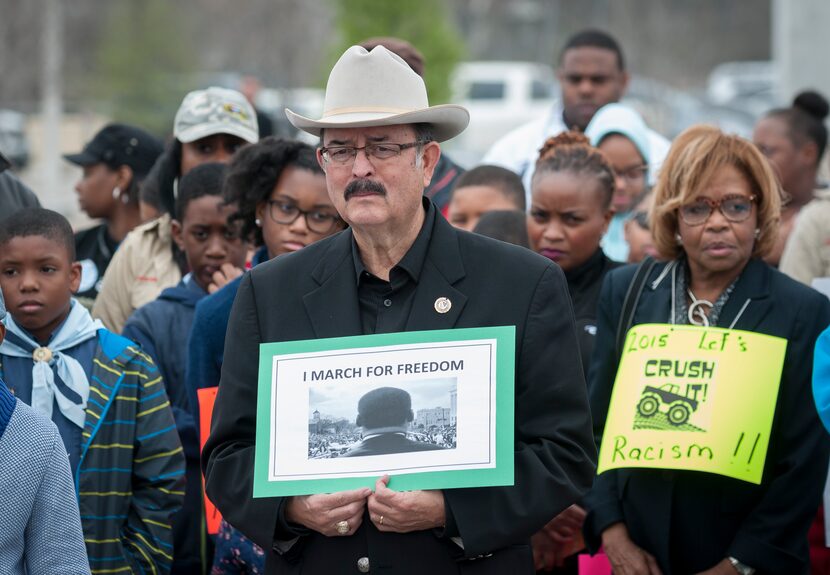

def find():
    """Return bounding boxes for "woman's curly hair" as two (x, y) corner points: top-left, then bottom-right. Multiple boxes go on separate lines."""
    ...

(532, 131), (616, 208)
(223, 137), (324, 246)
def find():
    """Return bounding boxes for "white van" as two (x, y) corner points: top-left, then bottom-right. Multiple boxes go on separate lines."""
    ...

(447, 61), (557, 166)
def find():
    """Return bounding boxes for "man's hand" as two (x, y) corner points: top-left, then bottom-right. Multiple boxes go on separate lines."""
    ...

(602, 523), (663, 575)
(284, 487), (371, 537)
(208, 263), (244, 294)
(695, 558), (742, 575)
(367, 475), (445, 533)
(544, 504), (586, 546)
(532, 530), (560, 571)
(532, 505), (587, 570)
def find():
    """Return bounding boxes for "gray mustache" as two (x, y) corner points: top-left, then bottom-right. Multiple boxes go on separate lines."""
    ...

(344, 179), (387, 200)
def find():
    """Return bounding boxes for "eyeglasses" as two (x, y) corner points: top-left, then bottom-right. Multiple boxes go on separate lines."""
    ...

(614, 164), (648, 183)
(679, 194), (756, 226)
(319, 142), (425, 165)
(267, 200), (342, 234)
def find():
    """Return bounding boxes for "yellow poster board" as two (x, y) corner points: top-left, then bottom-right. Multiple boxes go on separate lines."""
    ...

(597, 324), (787, 484)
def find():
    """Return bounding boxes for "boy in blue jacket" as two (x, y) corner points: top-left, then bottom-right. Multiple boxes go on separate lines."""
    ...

(0, 208), (184, 574)
(123, 162), (248, 573)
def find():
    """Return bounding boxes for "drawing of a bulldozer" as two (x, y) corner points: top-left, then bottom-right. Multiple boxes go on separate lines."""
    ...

(637, 383), (704, 426)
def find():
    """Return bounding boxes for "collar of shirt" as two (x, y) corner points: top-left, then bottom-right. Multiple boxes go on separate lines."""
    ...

(351, 197), (436, 287)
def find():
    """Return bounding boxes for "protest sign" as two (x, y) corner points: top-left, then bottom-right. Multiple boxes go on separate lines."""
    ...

(253, 326), (515, 497)
(598, 324), (786, 484)
(197, 386), (221, 534)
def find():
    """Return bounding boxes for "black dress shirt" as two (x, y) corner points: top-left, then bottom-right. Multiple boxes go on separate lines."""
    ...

(352, 199), (435, 335)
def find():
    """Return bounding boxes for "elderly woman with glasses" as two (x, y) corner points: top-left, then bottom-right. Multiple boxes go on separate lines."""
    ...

(583, 125), (830, 575)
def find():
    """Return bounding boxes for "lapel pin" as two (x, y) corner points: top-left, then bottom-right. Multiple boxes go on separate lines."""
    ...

(434, 297), (452, 314)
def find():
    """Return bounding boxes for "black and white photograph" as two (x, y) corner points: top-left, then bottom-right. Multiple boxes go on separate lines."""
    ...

(307, 378), (458, 459)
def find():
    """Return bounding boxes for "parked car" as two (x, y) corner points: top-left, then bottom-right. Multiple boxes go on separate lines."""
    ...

(445, 61), (557, 166)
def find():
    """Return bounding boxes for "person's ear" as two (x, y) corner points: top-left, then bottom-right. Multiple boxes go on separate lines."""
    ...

(171, 219), (186, 251)
(115, 165), (134, 194)
(800, 140), (819, 167)
(420, 142), (442, 188)
(601, 206), (615, 235)
(69, 261), (83, 294)
(255, 202), (267, 228)
(316, 148), (327, 173)
(407, 409), (414, 423)
(619, 70), (631, 94)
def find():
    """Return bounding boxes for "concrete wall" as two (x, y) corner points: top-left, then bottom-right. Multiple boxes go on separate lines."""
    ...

(772, 0), (830, 102)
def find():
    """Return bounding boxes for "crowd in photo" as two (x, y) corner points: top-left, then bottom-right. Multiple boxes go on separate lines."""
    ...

(3, 25), (830, 575)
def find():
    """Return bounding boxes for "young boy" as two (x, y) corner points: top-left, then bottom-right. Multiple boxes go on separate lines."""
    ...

(123, 162), (248, 573)
(446, 164), (526, 232)
(0, 289), (90, 575)
(0, 208), (184, 574)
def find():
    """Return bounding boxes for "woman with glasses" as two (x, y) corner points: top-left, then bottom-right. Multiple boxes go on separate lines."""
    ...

(186, 137), (345, 575)
(583, 125), (830, 574)
(585, 104), (653, 263)
(525, 132), (620, 572)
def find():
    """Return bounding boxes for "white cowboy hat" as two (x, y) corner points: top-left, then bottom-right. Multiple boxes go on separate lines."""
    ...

(285, 45), (469, 142)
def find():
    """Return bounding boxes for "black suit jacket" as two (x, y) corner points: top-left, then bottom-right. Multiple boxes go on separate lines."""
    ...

(203, 206), (596, 574)
(583, 258), (830, 575)
(343, 433), (445, 458)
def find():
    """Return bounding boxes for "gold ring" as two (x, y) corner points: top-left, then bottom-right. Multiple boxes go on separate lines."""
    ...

(379, 515), (384, 526)
(336, 520), (350, 535)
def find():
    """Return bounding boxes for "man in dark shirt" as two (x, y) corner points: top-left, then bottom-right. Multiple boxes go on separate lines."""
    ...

(204, 44), (595, 574)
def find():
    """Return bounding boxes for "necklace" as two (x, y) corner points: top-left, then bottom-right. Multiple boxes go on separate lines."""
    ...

(687, 288), (713, 327)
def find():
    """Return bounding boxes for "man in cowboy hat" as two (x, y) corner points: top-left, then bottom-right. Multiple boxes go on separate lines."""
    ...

(203, 45), (595, 574)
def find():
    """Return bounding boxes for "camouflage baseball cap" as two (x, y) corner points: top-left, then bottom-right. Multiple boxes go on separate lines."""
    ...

(174, 87), (259, 145)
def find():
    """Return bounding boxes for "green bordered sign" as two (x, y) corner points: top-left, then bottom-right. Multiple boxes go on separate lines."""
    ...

(253, 326), (516, 497)
(598, 324), (787, 484)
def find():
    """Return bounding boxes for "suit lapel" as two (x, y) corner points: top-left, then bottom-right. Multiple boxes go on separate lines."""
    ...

(717, 259), (772, 332)
(405, 215), (467, 332)
(303, 231), (362, 338)
(405, 259), (467, 331)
